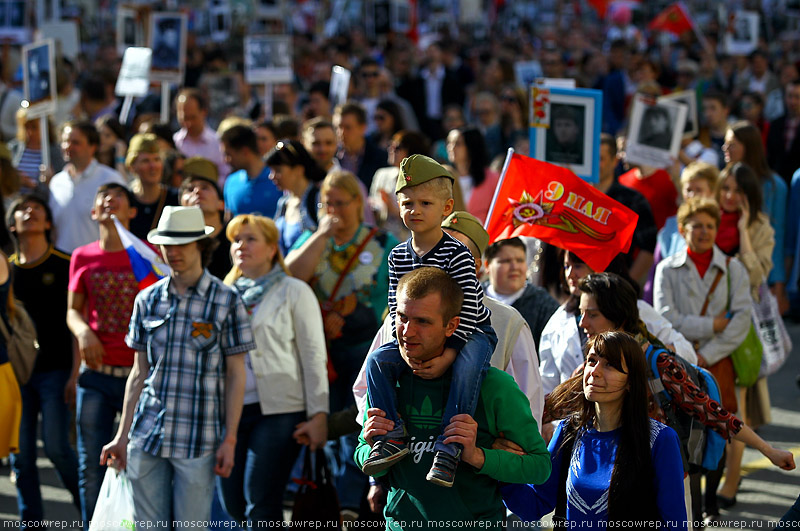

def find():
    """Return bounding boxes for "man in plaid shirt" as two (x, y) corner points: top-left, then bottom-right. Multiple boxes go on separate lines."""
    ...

(101, 206), (254, 527)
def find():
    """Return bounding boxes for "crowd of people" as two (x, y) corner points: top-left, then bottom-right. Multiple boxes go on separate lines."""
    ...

(1, 0), (800, 529)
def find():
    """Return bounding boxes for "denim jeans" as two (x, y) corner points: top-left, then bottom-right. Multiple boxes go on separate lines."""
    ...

(11, 369), (80, 528)
(779, 493), (800, 526)
(326, 357), (367, 512)
(366, 322), (497, 457)
(218, 404), (304, 524)
(76, 369), (126, 524)
(127, 445), (216, 527)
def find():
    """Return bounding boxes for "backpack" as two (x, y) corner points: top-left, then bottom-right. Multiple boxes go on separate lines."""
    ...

(644, 344), (726, 473)
(0, 300), (40, 385)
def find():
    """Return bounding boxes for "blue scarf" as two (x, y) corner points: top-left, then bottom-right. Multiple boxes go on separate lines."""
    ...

(233, 266), (287, 315)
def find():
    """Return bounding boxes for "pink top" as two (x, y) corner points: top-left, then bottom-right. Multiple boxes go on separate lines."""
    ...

(68, 242), (140, 367)
(173, 125), (230, 181)
(467, 168), (501, 224)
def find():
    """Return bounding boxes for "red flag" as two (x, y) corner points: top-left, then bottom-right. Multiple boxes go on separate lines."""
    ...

(648, 2), (694, 36)
(484, 152), (639, 273)
(587, 0), (613, 18)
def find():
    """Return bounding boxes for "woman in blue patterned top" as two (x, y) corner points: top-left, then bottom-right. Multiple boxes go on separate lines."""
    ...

(502, 331), (687, 529)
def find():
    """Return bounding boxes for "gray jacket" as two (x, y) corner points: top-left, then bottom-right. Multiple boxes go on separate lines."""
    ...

(654, 246), (752, 365)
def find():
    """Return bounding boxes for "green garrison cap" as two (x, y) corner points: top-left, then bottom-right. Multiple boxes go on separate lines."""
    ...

(442, 211), (489, 255)
(125, 133), (161, 167)
(396, 154), (454, 193)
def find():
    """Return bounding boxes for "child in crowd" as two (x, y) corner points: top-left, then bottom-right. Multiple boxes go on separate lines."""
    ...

(361, 154), (497, 487)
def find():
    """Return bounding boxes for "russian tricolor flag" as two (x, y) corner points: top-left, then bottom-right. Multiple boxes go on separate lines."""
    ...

(113, 216), (171, 290)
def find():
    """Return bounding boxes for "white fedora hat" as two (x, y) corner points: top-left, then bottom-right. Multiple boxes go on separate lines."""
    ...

(147, 206), (215, 245)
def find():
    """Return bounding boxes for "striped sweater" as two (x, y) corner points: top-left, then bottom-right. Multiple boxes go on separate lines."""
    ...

(388, 231), (491, 349)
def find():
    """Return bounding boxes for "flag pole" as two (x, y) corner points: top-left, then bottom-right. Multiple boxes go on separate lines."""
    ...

(679, 1), (710, 52)
(483, 147), (514, 230)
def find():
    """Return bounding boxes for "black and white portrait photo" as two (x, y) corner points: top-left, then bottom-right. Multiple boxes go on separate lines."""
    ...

(725, 11), (759, 56)
(23, 39), (56, 118)
(244, 35), (293, 85)
(26, 44), (50, 104)
(626, 94), (687, 169)
(637, 105), (674, 150)
(544, 103), (585, 165)
(530, 87), (602, 182)
(151, 17), (181, 70)
(149, 12), (186, 83)
(116, 7), (140, 56)
(659, 90), (698, 137)
(0, 0), (30, 43)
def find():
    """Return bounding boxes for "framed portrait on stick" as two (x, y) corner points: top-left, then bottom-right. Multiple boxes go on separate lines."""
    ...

(529, 87), (602, 183)
(23, 39), (57, 119)
(659, 90), (698, 138)
(724, 10), (759, 56)
(626, 93), (687, 169)
(244, 35), (293, 85)
(148, 12), (187, 84)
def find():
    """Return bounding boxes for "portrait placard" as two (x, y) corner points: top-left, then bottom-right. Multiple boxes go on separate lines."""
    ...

(724, 11), (760, 56)
(148, 12), (187, 84)
(117, 7), (142, 56)
(245, 35), (293, 85)
(659, 90), (698, 138)
(36, 21), (79, 62)
(529, 87), (602, 183)
(626, 94), (688, 169)
(23, 39), (57, 118)
(0, 0), (30, 43)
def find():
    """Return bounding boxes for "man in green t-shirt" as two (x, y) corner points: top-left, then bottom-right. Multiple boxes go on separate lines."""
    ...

(354, 267), (551, 529)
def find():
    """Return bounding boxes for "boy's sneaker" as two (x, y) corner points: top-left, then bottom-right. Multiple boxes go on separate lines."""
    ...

(426, 450), (460, 487)
(361, 438), (409, 476)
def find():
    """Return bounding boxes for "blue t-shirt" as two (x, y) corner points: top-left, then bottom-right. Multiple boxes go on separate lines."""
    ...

(223, 166), (281, 218)
(502, 418), (687, 529)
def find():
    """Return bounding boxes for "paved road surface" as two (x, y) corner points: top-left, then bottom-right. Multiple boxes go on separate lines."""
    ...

(2, 321), (800, 529)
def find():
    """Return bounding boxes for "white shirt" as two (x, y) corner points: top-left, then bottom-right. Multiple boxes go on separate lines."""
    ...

(486, 284), (526, 306)
(538, 299), (697, 396)
(421, 64), (445, 120)
(49, 159), (126, 253)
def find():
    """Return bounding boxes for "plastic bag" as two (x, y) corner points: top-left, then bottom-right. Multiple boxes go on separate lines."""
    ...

(89, 468), (136, 531)
(754, 284), (792, 378)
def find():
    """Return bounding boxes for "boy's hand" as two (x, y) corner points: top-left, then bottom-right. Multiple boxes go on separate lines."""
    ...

(409, 347), (456, 379)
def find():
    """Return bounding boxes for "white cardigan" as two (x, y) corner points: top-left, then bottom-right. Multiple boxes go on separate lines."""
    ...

(248, 276), (329, 418)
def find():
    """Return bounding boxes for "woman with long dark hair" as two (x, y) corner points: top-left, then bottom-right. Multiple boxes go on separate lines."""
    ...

(445, 127), (499, 223)
(529, 273), (794, 525)
(723, 121), (787, 312)
(503, 330), (686, 527)
(265, 139), (327, 254)
(368, 100), (405, 151)
(710, 162), (775, 510)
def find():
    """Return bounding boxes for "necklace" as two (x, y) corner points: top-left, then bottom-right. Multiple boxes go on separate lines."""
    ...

(329, 225), (364, 273)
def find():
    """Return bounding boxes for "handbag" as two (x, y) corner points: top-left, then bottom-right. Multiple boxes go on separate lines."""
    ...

(291, 449), (342, 529)
(753, 283), (792, 378)
(0, 300), (40, 386)
(88, 468), (136, 531)
(724, 260), (763, 388)
(697, 263), (737, 413)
